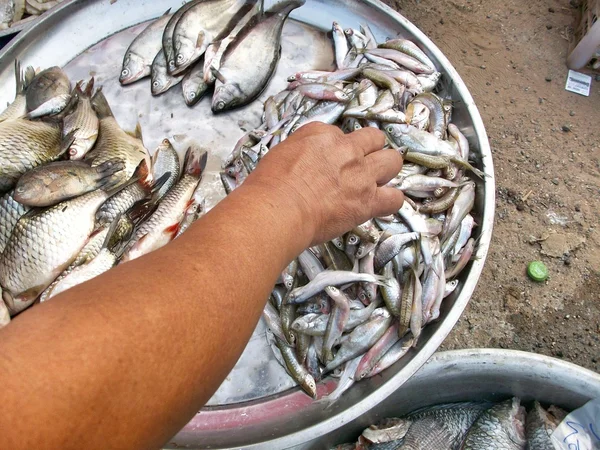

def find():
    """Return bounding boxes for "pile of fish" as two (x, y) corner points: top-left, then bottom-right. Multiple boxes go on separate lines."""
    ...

(0, 0), (65, 31)
(0, 62), (209, 325)
(220, 24), (485, 399)
(334, 398), (567, 450)
(120, 0), (305, 111)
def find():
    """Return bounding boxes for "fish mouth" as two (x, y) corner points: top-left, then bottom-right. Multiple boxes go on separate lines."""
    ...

(119, 70), (144, 85)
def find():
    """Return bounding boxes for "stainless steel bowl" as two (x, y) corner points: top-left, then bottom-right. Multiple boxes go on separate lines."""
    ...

(306, 349), (600, 449)
(0, 1), (495, 448)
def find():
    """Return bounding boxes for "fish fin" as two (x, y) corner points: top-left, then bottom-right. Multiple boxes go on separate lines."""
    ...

(101, 213), (123, 250)
(91, 88), (114, 118)
(196, 30), (205, 49)
(58, 129), (78, 158)
(183, 146), (208, 177)
(84, 77), (95, 98)
(127, 199), (158, 226)
(265, 0), (305, 16)
(133, 159), (153, 193)
(14, 60), (22, 95)
(162, 8), (171, 15)
(134, 122), (143, 141)
(164, 222), (181, 239)
(23, 65), (36, 88)
(210, 67), (227, 84)
(95, 159), (126, 190)
(150, 172), (171, 196)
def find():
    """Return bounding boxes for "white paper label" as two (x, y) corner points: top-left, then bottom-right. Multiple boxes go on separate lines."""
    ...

(565, 70), (592, 96)
(551, 397), (600, 450)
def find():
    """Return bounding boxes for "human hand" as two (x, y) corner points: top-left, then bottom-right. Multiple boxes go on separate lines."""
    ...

(243, 123), (404, 246)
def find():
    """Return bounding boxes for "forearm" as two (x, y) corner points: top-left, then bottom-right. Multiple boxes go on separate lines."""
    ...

(0, 182), (309, 450)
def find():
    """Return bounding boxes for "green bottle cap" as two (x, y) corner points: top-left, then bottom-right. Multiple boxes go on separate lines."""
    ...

(527, 261), (548, 282)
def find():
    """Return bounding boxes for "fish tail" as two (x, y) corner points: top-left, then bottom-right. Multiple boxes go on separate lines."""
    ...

(23, 65), (36, 91)
(127, 199), (158, 226)
(150, 172), (171, 196)
(84, 77), (95, 98)
(266, 0), (305, 17)
(91, 88), (114, 119)
(183, 146), (208, 177)
(134, 122), (143, 141)
(102, 213), (123, 250)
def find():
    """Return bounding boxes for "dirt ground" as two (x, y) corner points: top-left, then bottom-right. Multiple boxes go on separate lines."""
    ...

(382, 0), (600, 372)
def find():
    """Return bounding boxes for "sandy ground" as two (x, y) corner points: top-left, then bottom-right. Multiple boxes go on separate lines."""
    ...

(382, 0), (600, 372)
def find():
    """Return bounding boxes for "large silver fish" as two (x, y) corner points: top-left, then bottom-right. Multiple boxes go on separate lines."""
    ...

(85, 90), (151, 188)
(62, 78), (99, 160)
(172, 0), (256, 74)
(0, 118), (74, 192)
(462, 398), (526, 450)
(25, 66), (71, 118)
(0, 60), (35, 123)
(162, 0), (204, 74)
(151, 138), (180, 200)
(182, 58), (209, 106)
(0, 190), (108, 314)
(151, 49), (186, 96)
(212, 0), (305, 113)
(0, 190), (29, 254)
(120, 9), (172, 85)
(121, 146), (207, 262)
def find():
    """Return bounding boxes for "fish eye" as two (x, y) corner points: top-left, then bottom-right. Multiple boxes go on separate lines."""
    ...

(189, 92), (196, 99)
(68, 148), (78, 156)
(168, 61), (175, 69)
(162, 139), (170, 145)
(121, 69), (129, 77)
(176, 54), (184, 63)
(386, 126), (394, 133)
(216, 101), (226, 110)
(152, 81), (160, 88)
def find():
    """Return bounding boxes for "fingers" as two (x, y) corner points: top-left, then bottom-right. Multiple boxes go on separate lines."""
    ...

(349, 127), (386, 156)
(292, 122), (343, 139)
(365, 148), (404, 186)
(371, 187), (405, 218)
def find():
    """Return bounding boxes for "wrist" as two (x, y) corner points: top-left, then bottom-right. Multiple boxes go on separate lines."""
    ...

(228, 178), (315, 259)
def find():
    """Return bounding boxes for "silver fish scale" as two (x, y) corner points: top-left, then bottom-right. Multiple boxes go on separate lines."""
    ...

(0, 95), (26, 122)
(0, 191), (30, 254)
(153, 145), (180, 200)
(96, 182), (147, 225)
(85, 117), (148, 188)
(462, 400), (525, 450)
(131, 174), (199, 242)
(0, 120), (63, 190)
(0, 190), (107, 313)
(406, 402), (490, 450)
(71, 225), (109, 267)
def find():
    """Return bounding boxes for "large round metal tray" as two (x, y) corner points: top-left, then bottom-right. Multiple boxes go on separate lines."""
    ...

(309, 349), (600, 449)
(0, 1), (495, 448)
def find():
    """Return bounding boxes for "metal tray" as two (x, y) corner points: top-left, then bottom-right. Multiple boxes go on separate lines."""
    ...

(311, 349), (600, 449)
(0, 1), (495, 448)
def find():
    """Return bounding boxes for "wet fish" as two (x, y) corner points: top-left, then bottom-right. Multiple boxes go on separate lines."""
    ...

(120, 9), (172, 85)
(25, 66), (71, 118)
(212, 0), (305, 113)
(13, 159), (123, 207)
(275, 335), (317, 398)
(0, 60), (35, 123)
(172, 0), (256, 74)
(0, 190), (29, 254)
(322, 286), (351, 363)
(151, 138), (181, 200)
(63, 78), (100, 160)
(151, 49), (186, 96)
(366, 334), (414, 377)
(525, 401), (563, 450)
(86, 90), (151, 188)
(40, 218), (123, 302)
(462, 398), (526, 450)
(95, 160), (158, 226)
(379, 39), (436, 70)
(121, 147), (207, 262)
(182, 59), (209, 106)
(162, 0), (204, 74)
(287, 270), (387, 305)
(332, 21), (349, 69)
(0, 190), (107, 314)
(361, 418), (412, 445)
(0, 119), (73, 192)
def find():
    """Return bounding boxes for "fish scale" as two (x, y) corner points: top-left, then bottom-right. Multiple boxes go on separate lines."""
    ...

(0, 190), (107, 314)
(0, 190), (30, 254)
(0, 119), (64, 191)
